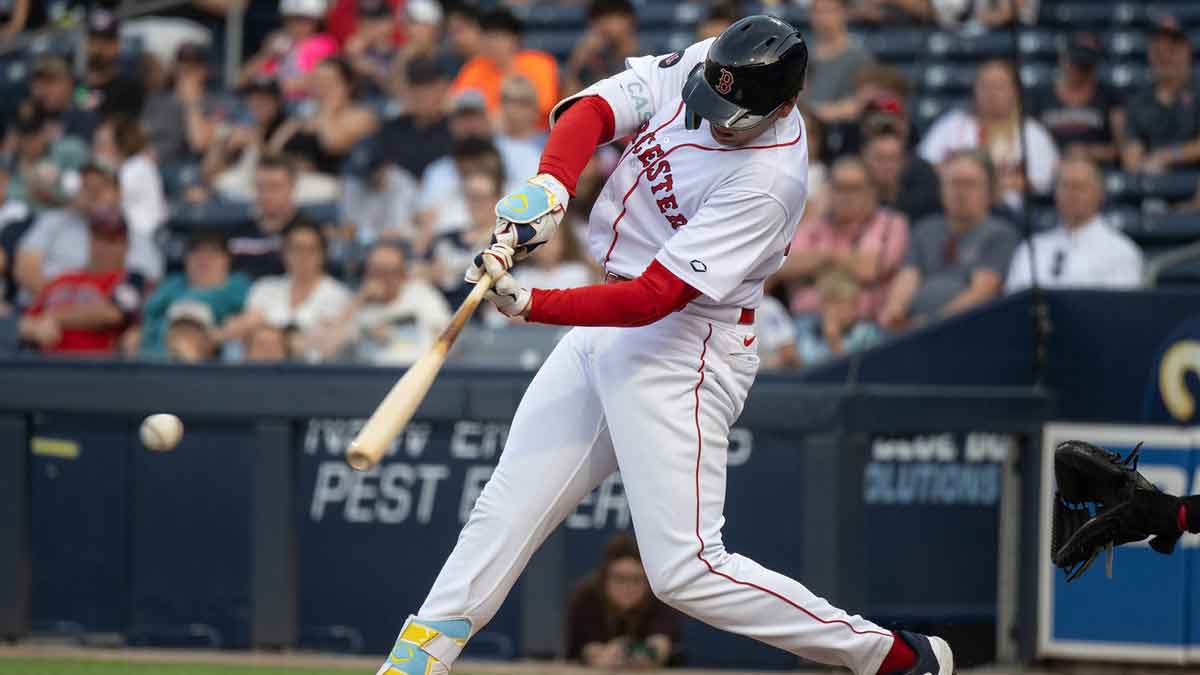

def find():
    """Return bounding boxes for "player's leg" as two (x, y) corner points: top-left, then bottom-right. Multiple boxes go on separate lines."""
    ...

(378, 327), (617, 675)
(595, 315), (925, 675)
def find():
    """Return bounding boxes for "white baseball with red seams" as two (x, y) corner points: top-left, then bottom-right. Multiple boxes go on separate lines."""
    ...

(410, 39), (896, 675)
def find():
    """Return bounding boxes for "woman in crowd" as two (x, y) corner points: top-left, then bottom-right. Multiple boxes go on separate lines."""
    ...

(203, 77), (289, 201)
(919, 59), (1059, 210)
(220, 220), (351, 361)
(269, 57), (379, 180)
(92, 116), (168, 240)
(567, 533), (682, 669)
(240, 0), (338, 99)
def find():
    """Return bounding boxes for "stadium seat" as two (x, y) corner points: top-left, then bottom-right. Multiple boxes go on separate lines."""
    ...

(170, 200), (253, 230)
(1132, 212), (1200, 245)
(912, 96), (963, 133)
(299, 201), (339, 225)
(1139, 172), (1200, 202)
(926, 31), (1015, 61)
(1018, 63), (1054, 89)
(159, 161), (201, 200)
(1102, 30), (1148, 60)
(1017, 30), (1061, 62)
(861, 29), (926, 61)
(920, 64), (977, 94)
(521, 31), (578, 61)
(1100, 63), (1150, 91)
(511, 5), (585, 31)
(1045, 3), (1141, 28)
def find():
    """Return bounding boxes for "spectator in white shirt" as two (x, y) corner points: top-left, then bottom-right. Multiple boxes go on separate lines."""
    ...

(1006, 157), (1143, 293)
(92, 116), (168, 238)
(317, 241), (452, 365)
(221, 220), (351, 361)
(919, 60), (1059, 210)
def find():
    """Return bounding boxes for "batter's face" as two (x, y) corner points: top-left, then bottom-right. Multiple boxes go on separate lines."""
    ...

(605, 556), (650, 611)
(706, 100), (796, 147)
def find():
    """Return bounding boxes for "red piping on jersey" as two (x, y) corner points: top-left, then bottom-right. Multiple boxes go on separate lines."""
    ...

(602, 104), (805, 268)
(690, 323), (892, 641)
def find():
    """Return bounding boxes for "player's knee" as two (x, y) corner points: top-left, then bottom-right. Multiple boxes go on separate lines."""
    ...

(644, 553), (711, 610)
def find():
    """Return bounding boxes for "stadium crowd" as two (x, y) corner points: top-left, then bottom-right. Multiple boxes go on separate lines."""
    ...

(0, 0), (1194, 369)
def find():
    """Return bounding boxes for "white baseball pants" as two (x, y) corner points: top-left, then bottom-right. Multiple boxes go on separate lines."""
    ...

(419, 311), (894, 674)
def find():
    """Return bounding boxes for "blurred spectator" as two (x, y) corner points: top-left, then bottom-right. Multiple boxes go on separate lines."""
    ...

(30, 56), (97, 142)
(93, 116), (169, 239)
(514, 225), (595, 290)
(806, 0), (875, 124)
(163, 300), (220, 363)
(270, 57), (379, 184)
(444, 2), (484, 73)
(754, 294), (801, 369)
(204, 76), (289, 201)
(241, 0), (338, 100)
(82, 8), (147, 119)
(245, 323), (292, 362)
(797, 269), (885, 367)
(138, 231), (251, 358)
(316, 241), (450, 364)
(696, 1), (737, 41)
(15, 163), (162, 297)
(567, 533), (681, 668)
(0, 0), (40, 39)
(399, 0), (449, 77)
(796, 104), (828, 228)
(849, 0), (935, 24)
(444, 90), (540, 187)
(223, 220), (351, 361)
(498, 76), (548, 150)
(919, 60), (1059, 209)
(0, 166), (32, 312)
(833, 64), (915, 156)
(880, 151), (1019, 330)
(228, 155), (310, 278)
(429, 168), (503, 306)
(3, 102), (88, 212)
(863, 126), (941, 225)
(326, 0), (400, 45)
(1006, 157), (1142, 293)
(451, 7), (559, 130)
(778, 157), (909, 321)
(1029, 33), (1123, 167)
(563, 0), (639, 96)
(931, 0), (1038, 29)
(375, 58), (454, 179)
(339, 143), (419, 249)
(18, 209), (146, 355)
(142, 42), (220, 165)
(342, 0), (403, 95)
(1121, 14), (1200, 174)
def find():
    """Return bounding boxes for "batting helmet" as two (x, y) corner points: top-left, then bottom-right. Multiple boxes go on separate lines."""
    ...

(681, 15), (808, 131)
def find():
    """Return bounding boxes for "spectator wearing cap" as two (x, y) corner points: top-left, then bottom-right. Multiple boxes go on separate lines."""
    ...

(338, 142), (419, 248)
(444, 2), (484, 73)
(92, 116), (168, 240)
(796, 269), (886, 367)
(1006, 157), (1142, 293)
(30, 56), (97, 142)
(374, 58), (454, 179)
(880, 150), (1019, 331)
(18, 209), (147, 355)
(919, 60), (1059, 210)
(240, 0), (339, 100)
(0, 166), (32, 312)
(1029, 33), (1124, 167)
(778, 156), (909, 321)
(141, 42), (220, 165)
(314, 240), (451, 364)
(1122, 14), (1200, 174)
(163, 300), (220, 363)
(862, 113), (942, 225)
(226, 155), (312, 278)
(451, 7), (559, 130)
(137, 231), (250, 358)
(203, 77), (289, 201)
(222, 220), (351, 362)
(14, 163), (163, 297)
(82, 7), (147, 119)
(696, 2), (737, 41)
(563, 0), (639, 97)
(269, 57), (379, 180)
(807, 0), (876, 125)
(2, 102), (88, 213)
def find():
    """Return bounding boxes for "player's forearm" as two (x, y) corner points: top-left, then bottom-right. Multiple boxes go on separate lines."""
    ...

(528, 260), (699, 327)
(537, 96), (615, 196)
(49, 301), (124, 329)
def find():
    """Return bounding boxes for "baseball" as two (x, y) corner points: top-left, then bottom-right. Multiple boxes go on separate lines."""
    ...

(140, 414), (184, 452)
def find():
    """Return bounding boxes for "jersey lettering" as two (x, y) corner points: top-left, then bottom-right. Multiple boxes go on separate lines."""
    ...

(638, 145), (665, 166)
(646, 159), (670, 181)
(637, 138), (686, 229)
(656, 194), (679, 213)
(650, 173), (673, 194)
(667, 213), (688, 230)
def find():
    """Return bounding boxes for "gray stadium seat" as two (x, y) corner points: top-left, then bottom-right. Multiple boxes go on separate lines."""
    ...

(1139, 172), (1200, 202)
(1046, 3), (1141, 28)
(926, 31), (1015, 61)
(861, 29), (926, 61)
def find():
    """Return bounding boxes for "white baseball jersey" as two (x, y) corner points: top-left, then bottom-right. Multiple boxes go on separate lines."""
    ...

(552, 38), (810, 317)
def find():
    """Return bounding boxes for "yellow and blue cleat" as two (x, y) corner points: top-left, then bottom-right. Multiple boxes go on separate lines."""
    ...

(376, 616), (472, 675)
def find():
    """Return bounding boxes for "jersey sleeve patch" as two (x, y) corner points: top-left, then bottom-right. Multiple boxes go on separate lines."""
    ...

(659, 51), (684, 68)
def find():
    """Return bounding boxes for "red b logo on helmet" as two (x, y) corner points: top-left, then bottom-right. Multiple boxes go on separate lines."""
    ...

(716, 68), (734, 95)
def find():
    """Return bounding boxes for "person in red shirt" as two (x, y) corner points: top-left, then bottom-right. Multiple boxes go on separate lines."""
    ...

(451, 7), (558, 130)
(19, 208), (146, 355)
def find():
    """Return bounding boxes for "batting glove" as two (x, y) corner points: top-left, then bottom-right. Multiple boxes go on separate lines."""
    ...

(493, 173), (569, 258)
(465, 242), (515, 284)
(473, 244), (531, 318)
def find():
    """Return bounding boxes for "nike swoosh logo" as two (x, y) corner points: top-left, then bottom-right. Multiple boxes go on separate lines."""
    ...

(743, 336), (756, 347)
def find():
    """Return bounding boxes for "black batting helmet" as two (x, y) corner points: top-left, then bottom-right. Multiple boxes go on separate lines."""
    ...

(681, 15), (808, 131)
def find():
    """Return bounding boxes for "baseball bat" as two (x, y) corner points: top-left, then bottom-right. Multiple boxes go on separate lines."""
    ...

(346, 274), (494, 471)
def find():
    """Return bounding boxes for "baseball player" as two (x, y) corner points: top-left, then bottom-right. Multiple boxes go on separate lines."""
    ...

(377, 16), (953, 675)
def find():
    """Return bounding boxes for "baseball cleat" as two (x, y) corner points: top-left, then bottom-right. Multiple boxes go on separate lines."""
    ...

(894, 630), (954, 675)
(376, 616), (471, 675)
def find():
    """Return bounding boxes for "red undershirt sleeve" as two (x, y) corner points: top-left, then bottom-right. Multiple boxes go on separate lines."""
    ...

(537, 96), (616, 196)
(527, 259), (701, 327)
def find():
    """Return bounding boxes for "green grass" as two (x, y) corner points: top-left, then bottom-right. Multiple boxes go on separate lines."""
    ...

(0, 659), (360, 674)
